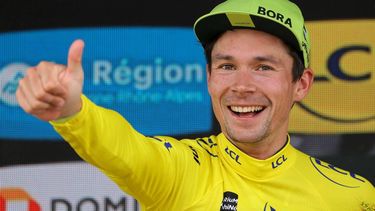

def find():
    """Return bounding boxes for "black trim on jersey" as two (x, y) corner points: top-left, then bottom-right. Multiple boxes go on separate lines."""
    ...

(196, 138), (218, 157)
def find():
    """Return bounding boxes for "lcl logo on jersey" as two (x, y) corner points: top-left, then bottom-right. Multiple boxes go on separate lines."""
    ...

(271, 155), (287, 169)
(225, 147), (241, 165)
(310, 157), (366, 188)
(289, 19), (375, 134)
(0, 188), (41, 211)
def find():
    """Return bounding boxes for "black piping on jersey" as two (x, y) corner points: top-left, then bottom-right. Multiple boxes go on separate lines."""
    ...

(196, 138), (218, 157)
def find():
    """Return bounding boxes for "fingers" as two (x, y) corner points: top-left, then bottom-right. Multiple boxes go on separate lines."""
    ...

(67, 39), (85, 73)
(37, 61), (67, 97)
(17, 65), (66, 115)
(16, 85), (48, 113)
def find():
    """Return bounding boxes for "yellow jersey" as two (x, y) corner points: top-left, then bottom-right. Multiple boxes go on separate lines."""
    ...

(51, 96), (375, 210)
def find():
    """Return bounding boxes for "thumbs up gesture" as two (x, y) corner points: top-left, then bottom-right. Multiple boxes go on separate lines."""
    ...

(16, 39), (85, 121)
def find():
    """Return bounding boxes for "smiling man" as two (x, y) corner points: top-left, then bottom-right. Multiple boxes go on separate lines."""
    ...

(206, 29), (308, 159)
(16, 0), (375, 210)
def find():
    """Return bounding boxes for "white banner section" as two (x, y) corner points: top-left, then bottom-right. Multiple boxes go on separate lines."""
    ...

(0, 162), (138, 211)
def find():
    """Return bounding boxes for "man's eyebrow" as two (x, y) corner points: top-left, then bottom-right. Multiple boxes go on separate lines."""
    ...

(212, 53), (234, 61)
(253, 55), (281, 65)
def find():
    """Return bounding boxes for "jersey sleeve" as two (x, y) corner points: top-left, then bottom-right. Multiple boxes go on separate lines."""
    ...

(50, 95), (193, 207)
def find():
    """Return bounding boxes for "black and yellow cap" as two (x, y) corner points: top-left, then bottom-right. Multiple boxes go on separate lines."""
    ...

(194, 0), (310, 67)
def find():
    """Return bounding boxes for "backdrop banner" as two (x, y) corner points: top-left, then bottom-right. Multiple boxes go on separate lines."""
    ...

(289, 19), (375, 134)
(0, 162), (138, 211)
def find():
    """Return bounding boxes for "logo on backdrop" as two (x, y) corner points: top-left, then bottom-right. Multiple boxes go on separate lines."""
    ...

(0, 63), (28, 106)
(289, 19), (375, 133)
(0, 188), (41, 211)
(0, 163), (139, 211)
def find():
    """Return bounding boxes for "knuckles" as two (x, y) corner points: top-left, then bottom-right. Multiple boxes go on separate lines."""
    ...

(36, 61), (66, 74)
(37, 61), (53, 69)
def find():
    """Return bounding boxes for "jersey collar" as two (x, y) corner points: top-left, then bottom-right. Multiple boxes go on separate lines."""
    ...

(217, 133), (297, 181)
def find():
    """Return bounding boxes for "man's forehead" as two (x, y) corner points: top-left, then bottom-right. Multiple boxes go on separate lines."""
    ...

(218, 29), (286, 44)
(211, 30), (290, 61)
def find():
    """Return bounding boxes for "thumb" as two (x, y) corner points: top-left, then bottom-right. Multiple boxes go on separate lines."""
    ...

(67, 39), (85, 73)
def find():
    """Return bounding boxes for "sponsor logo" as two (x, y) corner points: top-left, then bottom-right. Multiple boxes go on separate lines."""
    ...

(0, 187), (138, 211)
(0, 163), (139, 211)
(257, 6), (292, 28)
(0, 63), (28, 106)
(224, 147), (241, 165)
(271, 155), (287, 169)
(50, 196), (137, 211)
(310, 157), (365, 188)
(297, 44), (375, 123)
(289, 20), (375, 133)
(0, 188), (41, 211)
(220, 191), (238, 211)
(92, 57), (203, 91)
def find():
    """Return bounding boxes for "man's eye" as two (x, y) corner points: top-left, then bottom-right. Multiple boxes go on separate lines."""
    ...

(219, 64), (235, 70)
(257, 65), (274, 71)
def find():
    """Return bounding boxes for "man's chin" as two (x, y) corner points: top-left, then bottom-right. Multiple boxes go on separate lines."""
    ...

(225, 130), (266, 145)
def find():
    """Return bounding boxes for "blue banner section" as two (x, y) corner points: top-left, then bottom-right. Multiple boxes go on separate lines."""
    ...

(0, 27), (211, 140)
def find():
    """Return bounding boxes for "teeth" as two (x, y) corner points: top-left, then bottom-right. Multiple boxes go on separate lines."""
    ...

(230, 106), (263, 113)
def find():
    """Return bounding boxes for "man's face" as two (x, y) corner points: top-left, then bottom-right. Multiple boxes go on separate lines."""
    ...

(207, 29), (311, 148)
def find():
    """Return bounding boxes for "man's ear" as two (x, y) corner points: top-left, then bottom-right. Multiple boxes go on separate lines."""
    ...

(294, 68), (314, 102)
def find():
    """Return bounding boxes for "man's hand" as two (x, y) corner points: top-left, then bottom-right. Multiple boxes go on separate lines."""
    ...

(16, 39), (85, 121)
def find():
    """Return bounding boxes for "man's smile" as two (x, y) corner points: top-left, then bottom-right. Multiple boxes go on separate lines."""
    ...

(228, 105), (266, 118)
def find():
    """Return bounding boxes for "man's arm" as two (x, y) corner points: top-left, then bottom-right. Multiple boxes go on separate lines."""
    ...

(51, 95), (181, 207)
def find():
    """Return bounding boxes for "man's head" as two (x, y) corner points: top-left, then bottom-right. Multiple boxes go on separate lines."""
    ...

(193, 0), (314, 156)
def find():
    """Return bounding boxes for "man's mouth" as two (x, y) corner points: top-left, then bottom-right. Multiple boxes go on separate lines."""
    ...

(229, 105), (265, 117)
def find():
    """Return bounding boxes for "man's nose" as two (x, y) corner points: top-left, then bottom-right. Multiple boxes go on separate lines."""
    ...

(231, 69), (257, 94)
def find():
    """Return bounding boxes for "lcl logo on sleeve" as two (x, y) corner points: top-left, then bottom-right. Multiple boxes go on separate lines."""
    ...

(289, 19), (375, 134)
(0, 188), (41, 211)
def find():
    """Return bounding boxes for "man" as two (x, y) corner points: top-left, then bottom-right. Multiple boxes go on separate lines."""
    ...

(16, 0), (375, 210)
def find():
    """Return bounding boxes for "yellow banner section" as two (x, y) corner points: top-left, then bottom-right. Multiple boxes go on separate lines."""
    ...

(289, 20), (375, 134)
